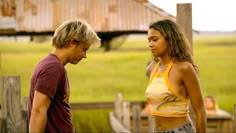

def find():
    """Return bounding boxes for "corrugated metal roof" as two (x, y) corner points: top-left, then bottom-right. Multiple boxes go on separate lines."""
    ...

(0, 0), (175, 33)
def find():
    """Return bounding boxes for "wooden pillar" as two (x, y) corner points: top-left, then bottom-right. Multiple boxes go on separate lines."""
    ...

(0, 76), (23, 132)
(176, 3), (193, 53)
(176, 3), (195, 126)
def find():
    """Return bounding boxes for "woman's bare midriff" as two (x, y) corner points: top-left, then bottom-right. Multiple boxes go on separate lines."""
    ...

(154, 115), (190, 131)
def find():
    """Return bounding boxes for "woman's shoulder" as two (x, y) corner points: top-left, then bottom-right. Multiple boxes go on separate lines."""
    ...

(147, 61), (157, 71)
(146, 60), (157, 77)
(173, 61), (194, 73)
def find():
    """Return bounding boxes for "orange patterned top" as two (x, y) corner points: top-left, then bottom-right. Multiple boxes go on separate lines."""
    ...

(145, 60), (189, 117)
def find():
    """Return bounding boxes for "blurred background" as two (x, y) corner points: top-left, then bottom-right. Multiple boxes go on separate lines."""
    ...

(0, 0), (236, 132)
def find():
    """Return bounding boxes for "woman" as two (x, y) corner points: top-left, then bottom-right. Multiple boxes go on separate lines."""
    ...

(205, 95), (218, 115)
(145, 19), (206, 133)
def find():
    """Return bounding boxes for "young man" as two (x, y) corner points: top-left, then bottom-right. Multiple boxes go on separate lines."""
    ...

(28, 19), (100, 133)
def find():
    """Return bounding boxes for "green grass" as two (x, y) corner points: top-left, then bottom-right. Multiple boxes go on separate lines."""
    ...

(193, 34), (236, 112)
(72, 109), (112, 132)
(1, 34), (236, 132)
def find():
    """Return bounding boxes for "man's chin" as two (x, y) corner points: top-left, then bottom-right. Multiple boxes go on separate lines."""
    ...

(71, 60), (81, 65)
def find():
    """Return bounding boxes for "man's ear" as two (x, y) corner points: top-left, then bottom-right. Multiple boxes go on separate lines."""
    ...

(69, 40), (76, 48)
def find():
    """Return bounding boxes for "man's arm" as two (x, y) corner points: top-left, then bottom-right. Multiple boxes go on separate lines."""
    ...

(29, 90), (51, 133)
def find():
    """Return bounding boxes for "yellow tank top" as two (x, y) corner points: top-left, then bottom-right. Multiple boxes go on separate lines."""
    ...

(145, 60), (189, 117)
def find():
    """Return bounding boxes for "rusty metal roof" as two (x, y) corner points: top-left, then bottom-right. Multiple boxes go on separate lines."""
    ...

(0, 0), (175, 33)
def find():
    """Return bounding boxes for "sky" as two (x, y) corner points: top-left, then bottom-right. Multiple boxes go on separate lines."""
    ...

(148, 0), (236, 32)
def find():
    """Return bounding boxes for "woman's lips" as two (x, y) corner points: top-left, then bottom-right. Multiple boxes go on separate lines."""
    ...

(150, 49), (155, 53)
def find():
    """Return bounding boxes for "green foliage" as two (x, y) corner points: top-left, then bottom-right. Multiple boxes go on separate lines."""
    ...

(1, 34), (236, 132)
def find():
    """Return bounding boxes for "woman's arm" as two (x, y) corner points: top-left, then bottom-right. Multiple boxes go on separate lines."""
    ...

(182, 63), (206, 133)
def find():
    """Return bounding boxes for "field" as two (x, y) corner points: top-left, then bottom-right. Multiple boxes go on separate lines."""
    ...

(0, 34), (236, 132)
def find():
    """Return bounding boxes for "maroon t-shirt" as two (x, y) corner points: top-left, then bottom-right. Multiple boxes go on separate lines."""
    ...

(28, 53), (74, 133)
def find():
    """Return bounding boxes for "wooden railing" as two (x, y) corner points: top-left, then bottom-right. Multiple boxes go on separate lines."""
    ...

(70, 101), (145, 110)
(207, 114), (233, 132)
(1, 76), (236, 133)
(109, 92), (154, 133)
(109, 92), (235, 133)
(0, 76), (146, 132)
(0, 76), (27, 132)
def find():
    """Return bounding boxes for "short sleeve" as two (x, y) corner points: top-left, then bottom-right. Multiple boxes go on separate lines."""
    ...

(35, 62), (65, 100)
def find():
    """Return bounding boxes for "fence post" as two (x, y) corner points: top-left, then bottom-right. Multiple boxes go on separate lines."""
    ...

(132, 105), (141, 133)
(176, 3), (193, 53)
(114, 92), (122, 122)
(0, 52), (1, 70)
(234, 104), (236, 132)
(176, 3), (196, 126)
(0, 76), (23, 132)
(148, 114), (154, 133)
(122, 101), (130, 130)
(22, 97), (28, 132)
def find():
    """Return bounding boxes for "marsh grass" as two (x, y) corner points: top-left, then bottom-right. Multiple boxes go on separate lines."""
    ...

(0, 34), (236, 132)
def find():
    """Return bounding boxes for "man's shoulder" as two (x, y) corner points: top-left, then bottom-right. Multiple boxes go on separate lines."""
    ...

(35, 54), (64, 73)
(40, 54), (62, 66)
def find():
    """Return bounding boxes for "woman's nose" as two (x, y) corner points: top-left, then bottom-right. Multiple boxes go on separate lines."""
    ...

(149, 42), (154, 48)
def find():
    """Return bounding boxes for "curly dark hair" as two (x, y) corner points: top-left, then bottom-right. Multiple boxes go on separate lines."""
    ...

(149, 19), (198, 73)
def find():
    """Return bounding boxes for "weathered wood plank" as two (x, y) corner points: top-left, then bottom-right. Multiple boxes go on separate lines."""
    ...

(207, 116), (233, 132)
(176, 3), (195, 127)
(23, 98), (145, 110)
(0, 76), (22, 132)
(234, 104), (236, 132)
(21, 97), (28, 132)
(114, 92), (122, 122)
(132, 105), (141, 133)
(122, 101), (130, 130)
(176, 3), (193, 51)
(109, 112), (131, 133)
(70, 101), (114, 109)
(147, 114), (154, 133)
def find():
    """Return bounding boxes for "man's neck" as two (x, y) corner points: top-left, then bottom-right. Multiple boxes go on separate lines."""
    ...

(51, 49), (68, 66)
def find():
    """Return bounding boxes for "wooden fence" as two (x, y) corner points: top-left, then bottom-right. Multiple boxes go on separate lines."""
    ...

(0, 75), (147, 132)
(0, 76), (27, 132)
(109, 92), (154, 133)
(109, 93), (235, 133)
(1, 76), (236, 133)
